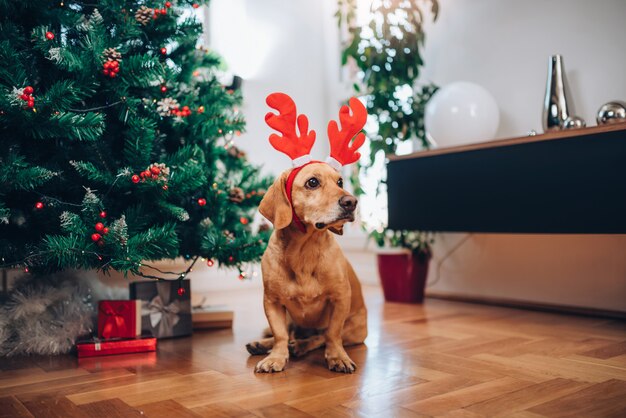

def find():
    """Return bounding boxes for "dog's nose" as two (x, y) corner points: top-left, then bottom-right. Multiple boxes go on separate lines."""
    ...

(339, 195), (358, 212)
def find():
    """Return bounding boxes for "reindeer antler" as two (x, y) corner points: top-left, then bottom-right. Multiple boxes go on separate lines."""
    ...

(326, 97), (367, 170)
(265, 93), (316, 167)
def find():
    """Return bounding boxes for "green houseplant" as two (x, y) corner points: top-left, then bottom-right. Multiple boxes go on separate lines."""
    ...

(337, 0), (439, 302)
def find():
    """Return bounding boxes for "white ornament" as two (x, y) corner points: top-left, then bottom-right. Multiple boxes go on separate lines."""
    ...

(425, 81), (500, 147)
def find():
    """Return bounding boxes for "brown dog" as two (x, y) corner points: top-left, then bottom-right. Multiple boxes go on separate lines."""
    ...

(246, 162), (367, 373)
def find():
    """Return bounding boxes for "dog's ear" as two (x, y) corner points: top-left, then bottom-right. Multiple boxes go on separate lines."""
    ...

(259, 171), (292, 229)
(329, 226), (344, 235)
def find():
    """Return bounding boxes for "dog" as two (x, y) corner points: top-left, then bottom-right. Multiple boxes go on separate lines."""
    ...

(246, 162), (368, 373)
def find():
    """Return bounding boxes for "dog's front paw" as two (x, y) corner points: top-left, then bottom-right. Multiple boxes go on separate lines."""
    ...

(255, 355), (288, 373)
(325, 350), (356, 374)
(246, 340), (270, 355)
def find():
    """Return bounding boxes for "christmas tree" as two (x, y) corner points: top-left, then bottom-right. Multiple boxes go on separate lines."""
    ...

(0, 0), (272, 280)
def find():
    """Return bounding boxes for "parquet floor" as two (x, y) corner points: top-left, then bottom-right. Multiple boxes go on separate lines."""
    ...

(1, 285), (625, 417)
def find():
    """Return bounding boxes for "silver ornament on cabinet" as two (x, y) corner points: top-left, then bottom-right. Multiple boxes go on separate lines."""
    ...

(542, 54), (573, 132)
(596, 101), (626, 125)
(563, 116), (586, 130)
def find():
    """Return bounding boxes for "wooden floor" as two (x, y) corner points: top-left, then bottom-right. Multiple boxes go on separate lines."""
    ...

(1, 285), (625, 418)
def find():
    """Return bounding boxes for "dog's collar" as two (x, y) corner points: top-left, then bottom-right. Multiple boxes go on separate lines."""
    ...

(285, 161), (323, 233)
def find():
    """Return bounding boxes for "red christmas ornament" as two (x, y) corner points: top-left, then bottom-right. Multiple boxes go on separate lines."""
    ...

(197, 198), (206, 206)
(27, 100), (35, 108)
(165, 1), (172, 7)
(95, 222), (104, 232)
(206, 259), (214, 267)
(35, 201), (44, 209)
(91, 233), (102, 242)
(103, 227), (109, 235)
(99, 211), (107, 218)
(20, 93), (30, 101)
(160, 47), (167, 55)
(160, 85), (167, 93)
(240, 217), (249, 225)
(161, 8), (167, 14)
(24, 86), (34, 95)
(177, 286), (185, 296)
(228, 255), (235, 263)
(45, 31), (55, 40)
(131, 174), (140, 183)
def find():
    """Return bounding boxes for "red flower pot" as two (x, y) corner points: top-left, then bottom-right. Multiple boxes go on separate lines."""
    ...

(377, 249), (432, 303)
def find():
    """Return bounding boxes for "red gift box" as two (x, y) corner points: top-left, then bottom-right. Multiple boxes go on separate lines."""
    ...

(98, 300), (142, 339)
(76, 336), (157, 358)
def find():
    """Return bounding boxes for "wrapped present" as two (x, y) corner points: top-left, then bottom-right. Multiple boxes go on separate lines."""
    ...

(97, 300), (142, 339)
(191, 296), (233, 330)
(192, 305), (234, 330)
(129, 280), (192, 339)
(76, 336), (156, 358)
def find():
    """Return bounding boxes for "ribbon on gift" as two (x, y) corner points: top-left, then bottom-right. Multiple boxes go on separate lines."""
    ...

(100, 303), (130, 339)
(142, 282), (189, 338)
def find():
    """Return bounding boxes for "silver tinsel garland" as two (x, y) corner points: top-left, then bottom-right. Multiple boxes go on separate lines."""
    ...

(0, 271), (127, 356)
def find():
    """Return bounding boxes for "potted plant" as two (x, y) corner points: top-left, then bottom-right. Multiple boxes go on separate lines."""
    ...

(370, 229), (433, 303)
(336, 1), (440, 303)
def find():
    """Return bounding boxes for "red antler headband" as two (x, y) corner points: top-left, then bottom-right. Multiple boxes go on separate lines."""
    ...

(265, 92), (367, 232)
(265, 92), (367, 169)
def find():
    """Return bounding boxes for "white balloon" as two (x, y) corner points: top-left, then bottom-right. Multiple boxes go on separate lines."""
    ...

(425, 81), (500, 147)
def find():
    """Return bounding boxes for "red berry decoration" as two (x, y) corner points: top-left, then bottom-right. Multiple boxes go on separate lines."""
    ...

(206, 259), (214, 267)
(102, 60), (120, 78)
(162, 185), (169, 190)
(20, 93), (30, 101)
(160, 85), (167, 93)
(197, 106), (205, 114)
(150, 166), (161, 175)
(99, 211), (107, 218)
(35, 201), (44, 209)
(27, 100), (35, 108)
(91, 233), (102, 242)
(24, 86), (34, 95)
(193, 3), (199, 8)
(45, 31), (55, 40)
(131, 174), (140, 183)
(103, 227), (109, 235)
(161, 8), (167, 14)
(228, 255), (235, 263)
(177, 286), (185, 296)
(95, 222), (104, 232)
(165, 1), (172, 7)
(160, 47), (167, 55)
(197, 198), (206, 206)
(240, 217), (249, 225)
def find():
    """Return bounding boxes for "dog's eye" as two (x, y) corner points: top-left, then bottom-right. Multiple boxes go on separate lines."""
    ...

(337, 178), (343, 188)
(306, 177), (320, 189)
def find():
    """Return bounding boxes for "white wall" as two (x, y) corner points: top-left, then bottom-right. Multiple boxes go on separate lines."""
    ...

(418, 0), (626, 312)
(420, 0), (626, 137)
(208, 0), (348, 176)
